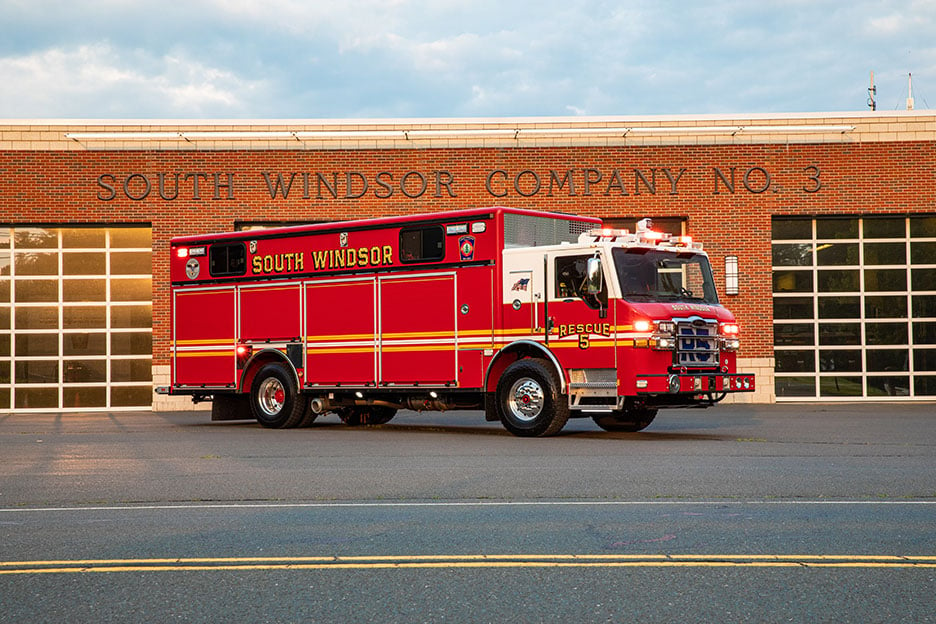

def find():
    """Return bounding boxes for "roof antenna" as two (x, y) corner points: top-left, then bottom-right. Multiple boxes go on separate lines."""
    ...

(906, 72), (914, 110)
(867, 71), (876, 111)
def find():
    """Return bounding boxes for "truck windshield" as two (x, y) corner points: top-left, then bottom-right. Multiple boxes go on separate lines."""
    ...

(612, 248), (719, 304)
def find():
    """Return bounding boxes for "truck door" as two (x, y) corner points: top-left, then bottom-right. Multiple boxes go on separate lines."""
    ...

(379, 273), (457, 386)
(172, 286), (237, 388)
(550, 252), (616, 370)
(505, 270), (537, 337)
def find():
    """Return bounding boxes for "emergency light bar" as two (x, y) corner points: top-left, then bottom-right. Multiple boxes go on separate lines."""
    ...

(578, 227), (703, 250)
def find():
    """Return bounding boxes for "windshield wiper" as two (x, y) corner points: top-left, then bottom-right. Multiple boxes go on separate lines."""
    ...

(623, 292), (656, 300)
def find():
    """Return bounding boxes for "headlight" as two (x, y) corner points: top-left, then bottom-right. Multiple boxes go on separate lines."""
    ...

(650, 320), (676, 350)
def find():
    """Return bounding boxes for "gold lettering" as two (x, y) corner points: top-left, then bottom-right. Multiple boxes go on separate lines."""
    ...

(263, 255), (274, 273)
(312, 250), (328, 270)
(252, 257), (263, 274)
(304, 246), (400, 272)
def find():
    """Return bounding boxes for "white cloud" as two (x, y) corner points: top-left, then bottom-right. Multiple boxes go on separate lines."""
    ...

(0, 43), (267, 117)
(0, 0), (934, 117)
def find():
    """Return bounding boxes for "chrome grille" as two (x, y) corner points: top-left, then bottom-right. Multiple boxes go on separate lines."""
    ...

(676, 320), (719, 368)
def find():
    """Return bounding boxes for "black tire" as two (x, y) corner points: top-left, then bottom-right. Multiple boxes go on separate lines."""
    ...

(338, 406), (397, 426)
(298, 408), (318, 428)
(591, 407), (658, 432)
(249, 363), (307, 429)
(495, 359), (570, 437)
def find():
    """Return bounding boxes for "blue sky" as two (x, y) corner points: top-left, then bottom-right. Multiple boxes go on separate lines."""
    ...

(0, 0), (933, 119)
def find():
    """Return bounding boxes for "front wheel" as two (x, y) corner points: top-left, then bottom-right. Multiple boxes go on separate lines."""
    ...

(249, 363), (307, 429)
(496, 359), (570, 437)
(591, 407), (658, 432)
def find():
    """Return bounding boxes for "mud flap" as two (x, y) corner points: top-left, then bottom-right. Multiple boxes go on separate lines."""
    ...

(211, 393), (252, 421)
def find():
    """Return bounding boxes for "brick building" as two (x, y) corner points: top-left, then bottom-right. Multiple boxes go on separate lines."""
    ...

(1, 111), (934, 412)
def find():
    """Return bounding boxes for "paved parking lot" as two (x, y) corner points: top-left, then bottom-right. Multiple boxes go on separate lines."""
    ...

(1, 403), (934, 622)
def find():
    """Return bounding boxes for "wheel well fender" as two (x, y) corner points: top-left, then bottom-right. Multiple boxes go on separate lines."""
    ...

(238, 348), (299, 394)
(484, 340), (566, 394)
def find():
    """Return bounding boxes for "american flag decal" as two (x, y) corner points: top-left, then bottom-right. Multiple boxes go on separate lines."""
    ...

(511, 278), (530, 291)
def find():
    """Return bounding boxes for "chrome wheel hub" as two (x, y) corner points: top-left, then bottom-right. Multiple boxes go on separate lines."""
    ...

(507, 377), (544, 422)
(258, 377), (286, 416)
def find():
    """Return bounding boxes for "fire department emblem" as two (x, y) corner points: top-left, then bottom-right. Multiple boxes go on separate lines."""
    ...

(249, 240), (258, 254)
(458, 235), (475, 261)
(340, 232), (349, 248)
(185, 258), (200, 280)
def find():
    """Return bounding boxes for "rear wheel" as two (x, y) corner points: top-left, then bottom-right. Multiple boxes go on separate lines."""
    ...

(591, 407), (658, 432)
(298, 408), (318, 428)
(249, 363), (307, 429)
(338, 406), (397, 426)
(496, 359), (570, 437)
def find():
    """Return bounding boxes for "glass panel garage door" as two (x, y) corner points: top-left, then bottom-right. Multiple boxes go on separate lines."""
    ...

(0, 226), (152, 411)
(773, 216), (936, 400)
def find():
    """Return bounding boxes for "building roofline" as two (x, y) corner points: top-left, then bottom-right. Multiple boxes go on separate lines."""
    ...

(2, 110), (934, 150)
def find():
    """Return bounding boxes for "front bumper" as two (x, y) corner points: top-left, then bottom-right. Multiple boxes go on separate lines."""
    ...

(635, 372), (755, 395)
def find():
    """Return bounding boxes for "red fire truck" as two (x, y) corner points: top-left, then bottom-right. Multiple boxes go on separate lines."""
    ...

(157, 206), (753, 436)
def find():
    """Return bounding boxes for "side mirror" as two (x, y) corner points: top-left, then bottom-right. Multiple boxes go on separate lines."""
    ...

(585, 256), (603, 294)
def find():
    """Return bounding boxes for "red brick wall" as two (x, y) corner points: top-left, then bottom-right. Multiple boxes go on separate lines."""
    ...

(2, 141), (933, 364)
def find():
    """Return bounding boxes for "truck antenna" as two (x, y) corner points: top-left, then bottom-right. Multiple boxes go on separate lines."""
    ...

(907, 72), (914, 110)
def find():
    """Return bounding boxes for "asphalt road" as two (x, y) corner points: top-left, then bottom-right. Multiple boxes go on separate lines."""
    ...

(1, 404), (934, 622)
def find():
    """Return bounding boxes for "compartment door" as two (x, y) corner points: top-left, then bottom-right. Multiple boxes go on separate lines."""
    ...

(239, 283), (303, 342)
(173, 287), (237, 388)
(305, 278), (377, 386)
(379, 273), (457, 386)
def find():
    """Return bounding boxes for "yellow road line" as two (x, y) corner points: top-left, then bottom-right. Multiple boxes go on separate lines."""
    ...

(2, 554), (934, 575)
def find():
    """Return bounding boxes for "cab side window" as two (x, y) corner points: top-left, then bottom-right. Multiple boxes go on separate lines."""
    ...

(555, 254), (606, 310)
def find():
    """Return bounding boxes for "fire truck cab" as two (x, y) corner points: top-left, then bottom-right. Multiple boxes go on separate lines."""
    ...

(158, 207), (753, 436)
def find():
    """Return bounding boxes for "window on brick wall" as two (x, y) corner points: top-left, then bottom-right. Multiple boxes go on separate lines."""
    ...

(603, 217), (686, 237)
(772, 215), (936, 400)
(0, 226), (152, 412)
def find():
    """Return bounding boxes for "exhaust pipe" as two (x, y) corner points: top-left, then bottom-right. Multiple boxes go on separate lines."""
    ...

(310, 397), (331, 414)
